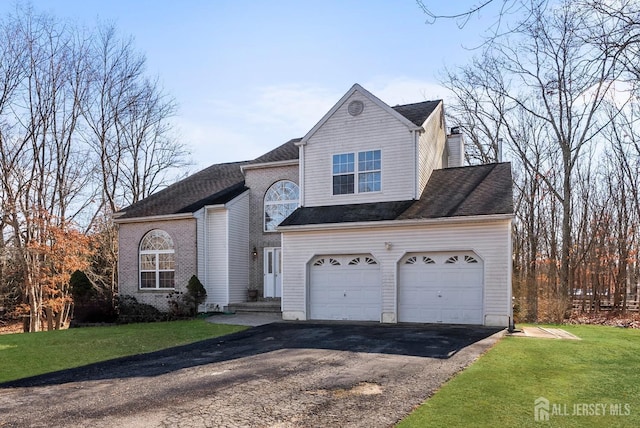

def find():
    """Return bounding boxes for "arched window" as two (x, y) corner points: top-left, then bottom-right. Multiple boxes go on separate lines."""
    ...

(264, 180), (299, 231)
(139, 230), (175, 289)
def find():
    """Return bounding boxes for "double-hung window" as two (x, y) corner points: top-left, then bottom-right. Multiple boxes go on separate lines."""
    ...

(139, 230), (175, 289)
(357, 150), (381, 192)
(332, 150), (381, 195)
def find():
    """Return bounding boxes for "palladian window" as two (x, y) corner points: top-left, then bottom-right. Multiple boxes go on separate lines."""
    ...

(264, 180), (299, 231)
(139, 230), (175, 289)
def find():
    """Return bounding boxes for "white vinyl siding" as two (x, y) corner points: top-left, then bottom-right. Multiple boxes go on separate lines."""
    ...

(227, 192), (249, 303)
(281, 219), (512, 326)
(196, 209), (206, 287)
(303, 92), (416, 206)
(205, 208), (229, 305)
(197, 192), (250, 309)
(416, 102), (447, 197)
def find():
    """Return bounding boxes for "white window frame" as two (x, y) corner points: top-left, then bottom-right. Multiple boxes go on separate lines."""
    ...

(139, 230), (175, 290)
(332, 149), (381, 195)
(264, 180), (300, 232)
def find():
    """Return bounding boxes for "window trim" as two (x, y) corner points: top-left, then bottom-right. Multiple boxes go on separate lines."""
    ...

(263, 180), (300, 232)
(332, 149), (382, 195)
(139, 229), (176, 290)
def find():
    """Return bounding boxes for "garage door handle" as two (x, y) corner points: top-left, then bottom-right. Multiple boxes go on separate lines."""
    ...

(344, 292), (347, 297)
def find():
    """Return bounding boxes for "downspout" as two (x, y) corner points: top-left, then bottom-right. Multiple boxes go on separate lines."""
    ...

(203, 207), (208, 305)
(508, 218), (515, 332)
(411, 130), (420, 200)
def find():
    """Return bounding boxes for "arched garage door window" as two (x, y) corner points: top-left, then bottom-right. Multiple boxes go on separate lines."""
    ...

(139, 230), (175, 289)
(264, 180), (299, 231)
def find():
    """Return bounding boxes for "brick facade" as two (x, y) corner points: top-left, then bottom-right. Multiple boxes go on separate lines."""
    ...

(118, 218), (197, 310)
(244, 163), (299, 295)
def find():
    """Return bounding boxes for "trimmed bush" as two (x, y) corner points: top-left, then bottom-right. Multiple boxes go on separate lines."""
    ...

(186, 275), (207, 316)
(117, 295), (169, 324)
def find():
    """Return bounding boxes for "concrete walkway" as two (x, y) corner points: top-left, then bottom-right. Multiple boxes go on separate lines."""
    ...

(509, 326), (581, 340)
(205, 311), (283, 326)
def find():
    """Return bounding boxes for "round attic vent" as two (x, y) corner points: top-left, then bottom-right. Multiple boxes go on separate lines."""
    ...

(347, 100), (364, 116)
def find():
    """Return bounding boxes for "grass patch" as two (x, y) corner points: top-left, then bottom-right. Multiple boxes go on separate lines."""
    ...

(0, 320), (246, 384)
(398, 325), (640, 428)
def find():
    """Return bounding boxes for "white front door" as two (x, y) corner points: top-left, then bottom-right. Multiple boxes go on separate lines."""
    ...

(263, 247), (282, 298)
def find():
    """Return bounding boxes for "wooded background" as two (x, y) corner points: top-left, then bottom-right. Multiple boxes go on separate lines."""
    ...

(0, 5), (188, 331)
(439, 0), (640, 321)
(1, 1), (639, 330)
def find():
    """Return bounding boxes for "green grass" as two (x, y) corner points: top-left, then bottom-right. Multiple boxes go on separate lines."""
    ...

(398, 325), (640, 428)
(0, 320), (247, 383)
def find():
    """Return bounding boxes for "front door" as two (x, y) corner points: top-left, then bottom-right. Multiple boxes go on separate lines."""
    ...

(263, 247), (282, 298)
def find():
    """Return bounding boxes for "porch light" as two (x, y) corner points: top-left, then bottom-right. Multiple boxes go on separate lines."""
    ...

(252, 247), (258, 259)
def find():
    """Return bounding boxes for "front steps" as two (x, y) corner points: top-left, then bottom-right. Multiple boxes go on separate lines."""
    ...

(227, 299), (281, 314)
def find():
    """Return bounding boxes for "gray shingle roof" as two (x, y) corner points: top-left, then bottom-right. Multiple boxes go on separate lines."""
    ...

(279, 163), (513, 227)
(392, 100), (441, 127)
(115, 99), (470, 221)
(117, 161), (248, 219)
(251, 138), (300, 163)
(280, 201), (415, 226)
(117, 137), (302, 219)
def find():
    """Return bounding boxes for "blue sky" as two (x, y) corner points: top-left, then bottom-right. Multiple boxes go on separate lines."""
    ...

(1, 1), (500, 170)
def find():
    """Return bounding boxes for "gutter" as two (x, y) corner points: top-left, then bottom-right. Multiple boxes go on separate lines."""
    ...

(113, 212), (195, 224)
(277, 213), (514, 232)
(241, 159), (299, 171)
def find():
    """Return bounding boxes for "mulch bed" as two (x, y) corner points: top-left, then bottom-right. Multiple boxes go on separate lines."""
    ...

(566, 312), (640, 329)
(0, 320), (23, 335)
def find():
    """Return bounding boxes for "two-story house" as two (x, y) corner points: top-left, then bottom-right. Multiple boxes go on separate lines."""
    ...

(115, 84), (514, 326)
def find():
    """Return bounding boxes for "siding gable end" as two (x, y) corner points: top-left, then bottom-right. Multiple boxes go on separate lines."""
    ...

(300, 83), (421, 145)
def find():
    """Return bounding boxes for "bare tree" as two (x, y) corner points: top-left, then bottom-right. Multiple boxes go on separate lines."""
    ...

(0, 5), (191, 331)
(444, 1), (625, 312)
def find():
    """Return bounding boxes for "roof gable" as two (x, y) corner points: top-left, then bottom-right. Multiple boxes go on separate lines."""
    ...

(299, 83), (424, 145)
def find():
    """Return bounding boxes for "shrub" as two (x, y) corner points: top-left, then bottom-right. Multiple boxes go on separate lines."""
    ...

(186, 275), (206, 315)
(165, 290), (192, 319)
(165, 276), (207, 318)
(70, 270), (116, 324)
(117, 295), (169, 324)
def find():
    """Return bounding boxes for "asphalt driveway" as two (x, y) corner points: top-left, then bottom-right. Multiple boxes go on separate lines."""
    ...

(0, 322), (503, 427)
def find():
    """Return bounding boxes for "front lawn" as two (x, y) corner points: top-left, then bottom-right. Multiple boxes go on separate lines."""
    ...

(0, 320), (247, 384)
(398, 325), (640, 427)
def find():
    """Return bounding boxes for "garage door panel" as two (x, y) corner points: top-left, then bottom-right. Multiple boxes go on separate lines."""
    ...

(399, 252), (484, 325)
(310, 255), (381, 321)
(402, 307), (440, 323)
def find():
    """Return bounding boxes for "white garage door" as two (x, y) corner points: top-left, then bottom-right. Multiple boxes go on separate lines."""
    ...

(398, 252), (483, 324)
(309, 255), (381, 321)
